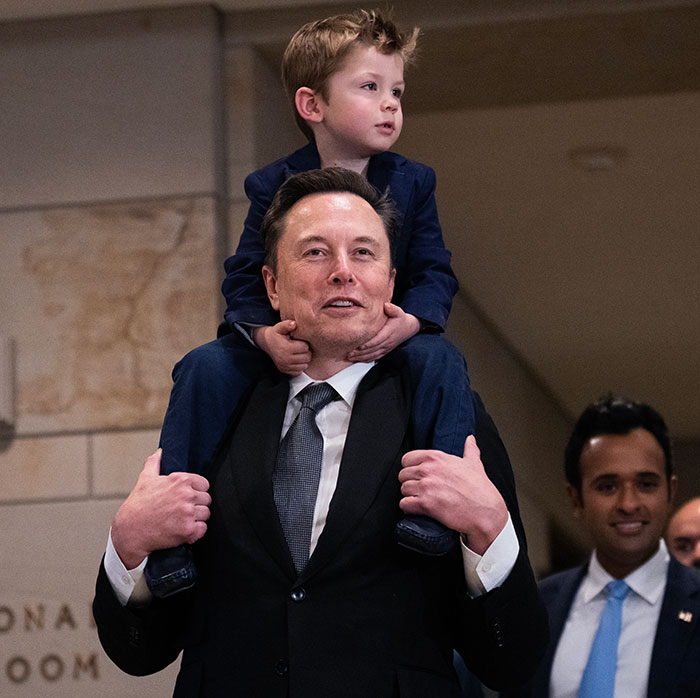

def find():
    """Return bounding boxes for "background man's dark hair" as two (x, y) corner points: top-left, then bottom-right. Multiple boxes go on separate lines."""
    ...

(260, 167), (399, 271)
(564, 394), (673, 492)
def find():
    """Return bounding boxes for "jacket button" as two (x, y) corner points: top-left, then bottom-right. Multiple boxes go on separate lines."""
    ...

(274, 660), (288, 677)
(290, 587), (306, 602)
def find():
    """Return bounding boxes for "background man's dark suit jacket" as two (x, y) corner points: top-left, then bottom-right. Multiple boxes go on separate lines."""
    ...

(505, 556), (700, 698)
(221, 141), (459, 332)
(94, 363), (547, 698)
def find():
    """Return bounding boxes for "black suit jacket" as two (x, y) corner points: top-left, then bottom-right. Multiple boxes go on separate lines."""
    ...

(505, 556), (700, 697)
(94, 364), (547, 697)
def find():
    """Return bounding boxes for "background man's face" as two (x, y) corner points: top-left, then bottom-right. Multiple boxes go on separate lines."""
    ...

(568, 427), (676, 579)
(666, 499), (700, 568)
(263, 191), (395, 358)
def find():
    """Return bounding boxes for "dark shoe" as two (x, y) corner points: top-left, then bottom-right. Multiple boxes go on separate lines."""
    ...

(144, 545), (197, 598)
(395, 515), (458, 556)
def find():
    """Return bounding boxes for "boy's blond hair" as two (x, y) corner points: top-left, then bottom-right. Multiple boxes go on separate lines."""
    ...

(282, 8), (419, 140)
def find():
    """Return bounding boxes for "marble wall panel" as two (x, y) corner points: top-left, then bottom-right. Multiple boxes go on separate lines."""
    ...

(0, 500), (177, 697)
(92, 429), (160, 497)
(0, 197), (218, 436)
(0, 435), (88, 502)
(0, 7), (219, 209)
(227, 199), (251, 255)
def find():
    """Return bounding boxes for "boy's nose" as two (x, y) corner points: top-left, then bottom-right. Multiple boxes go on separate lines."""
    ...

(382, 95), (399, 112)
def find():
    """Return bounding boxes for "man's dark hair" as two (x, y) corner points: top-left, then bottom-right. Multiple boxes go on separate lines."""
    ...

(564, 394), (673, 492)
(260, 167), (399, 271)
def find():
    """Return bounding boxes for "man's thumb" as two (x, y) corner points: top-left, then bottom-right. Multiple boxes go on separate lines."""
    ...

(142, 448), (163, 476)
(463, 434), (478, 459)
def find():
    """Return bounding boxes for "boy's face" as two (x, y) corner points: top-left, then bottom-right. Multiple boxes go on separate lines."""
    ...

(317, 44), (405, 159)
(567, 428), (676, 580)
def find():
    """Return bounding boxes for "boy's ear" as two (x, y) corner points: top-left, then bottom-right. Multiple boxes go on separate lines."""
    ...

(295, 86), (324, 125)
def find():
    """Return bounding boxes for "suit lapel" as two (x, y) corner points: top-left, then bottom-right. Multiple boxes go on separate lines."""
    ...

(648, 558), (700, 697)
(222, 372), (297, 578)
(534, 567), (587, 695)
(285, 141), (321, 176)
(368, 152), (409, 222)
(300, 363), (410, 580)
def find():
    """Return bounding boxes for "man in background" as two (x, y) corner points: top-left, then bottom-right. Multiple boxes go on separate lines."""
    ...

(506, 395), (700, 698)
(667, 497), (700, 569)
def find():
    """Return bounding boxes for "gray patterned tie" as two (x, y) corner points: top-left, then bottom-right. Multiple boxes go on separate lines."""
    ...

(273, 382), (339, 573)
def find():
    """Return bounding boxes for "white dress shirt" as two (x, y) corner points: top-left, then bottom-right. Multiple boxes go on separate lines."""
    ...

(106, 361), (518, 605)
(550, 541), (669, 698)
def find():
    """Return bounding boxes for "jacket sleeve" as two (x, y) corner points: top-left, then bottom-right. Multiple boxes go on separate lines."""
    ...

(393, 165), (459, 332)
(221, 169), (283, 329)
(92, 558), (197, 677)
(453, 391), (549, 691)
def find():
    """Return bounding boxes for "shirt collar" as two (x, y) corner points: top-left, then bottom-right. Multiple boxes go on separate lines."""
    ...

(583, 539), (669, 605)
(287, 362), (375, 408)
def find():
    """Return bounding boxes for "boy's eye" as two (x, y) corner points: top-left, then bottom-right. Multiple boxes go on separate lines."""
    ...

(391, 87), (403, 99)
(361, 82), (377, 91)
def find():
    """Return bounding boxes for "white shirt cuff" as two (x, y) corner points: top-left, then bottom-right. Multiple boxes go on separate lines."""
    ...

(105, 530), (151, 606)
(233, 322), (262, 346)
(460, 513), (519, 596)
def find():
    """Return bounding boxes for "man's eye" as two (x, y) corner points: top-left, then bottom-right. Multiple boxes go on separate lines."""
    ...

(356, 248), (373, 256)
(304, 249), (323, 257)
(595, 482), (616, 493)
(638, 480), (660, 492)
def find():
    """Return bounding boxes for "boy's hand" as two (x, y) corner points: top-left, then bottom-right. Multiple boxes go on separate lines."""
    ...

(346, 303), (420, 362)
(253, 321), (312, 376)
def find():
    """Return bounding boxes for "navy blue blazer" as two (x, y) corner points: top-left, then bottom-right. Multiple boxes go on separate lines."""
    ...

(222, 141), (458, 332)
(505, 556), (700, 698)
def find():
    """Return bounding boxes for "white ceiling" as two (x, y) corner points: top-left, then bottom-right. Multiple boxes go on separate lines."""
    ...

(5, 0), (699, 445)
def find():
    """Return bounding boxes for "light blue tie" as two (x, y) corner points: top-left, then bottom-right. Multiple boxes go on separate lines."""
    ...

(577, 579), (630, 698)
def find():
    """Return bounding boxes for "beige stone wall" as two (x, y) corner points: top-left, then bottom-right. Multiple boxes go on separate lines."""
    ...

(0, 7), (224, 696)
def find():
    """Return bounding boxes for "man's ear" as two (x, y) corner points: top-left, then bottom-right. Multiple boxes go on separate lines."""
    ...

(386, 267), (396, 302)
(669, 473), (678, 504)
(295, 86), (324, 125)
(566, 483), (584, 519)
(262, 265), (280, 311)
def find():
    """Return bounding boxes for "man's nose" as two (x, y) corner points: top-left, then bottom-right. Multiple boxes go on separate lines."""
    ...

(330, 253), (354, 284)
(617, 484), (641, 512)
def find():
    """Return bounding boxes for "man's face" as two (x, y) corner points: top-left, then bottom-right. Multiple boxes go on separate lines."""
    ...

(262, 191), (395, 359)
(666, 499), (700, 568)
(568, 428), (676, 579)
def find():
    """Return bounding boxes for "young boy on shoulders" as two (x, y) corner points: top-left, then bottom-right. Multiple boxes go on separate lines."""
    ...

(147, 9), (476, 597)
